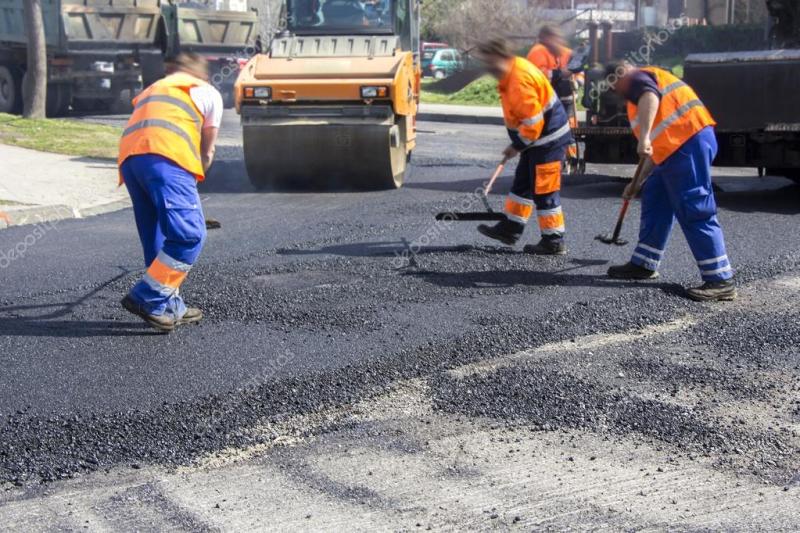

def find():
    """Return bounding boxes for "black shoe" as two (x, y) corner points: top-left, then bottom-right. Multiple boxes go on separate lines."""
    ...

(477, 220), (522, 246)
(686, 279), (737, 302)
(523, 238), (567, 256)
(121, 295), (176, 332)
(607, 261), (659, 280)
(177, 307), (204, 326)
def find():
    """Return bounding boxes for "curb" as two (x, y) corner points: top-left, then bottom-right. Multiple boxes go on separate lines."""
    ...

(417, 112), (504, 126)
(0, 197), (131, 231)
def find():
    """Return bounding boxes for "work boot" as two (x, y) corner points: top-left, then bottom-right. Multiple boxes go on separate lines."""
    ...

(524, 237), (567, 256)
(177, 307), (204, 326)
(686, 279), (737, 302)
(477, 220), (522, 246)
(607, 261), (660, 280)
(121, 295), (176, 332)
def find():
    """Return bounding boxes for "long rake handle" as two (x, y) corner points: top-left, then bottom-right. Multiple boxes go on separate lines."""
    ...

(480, 156), (510, 213)
(611, 199), (630, 242)
(606, 157), (648, 241)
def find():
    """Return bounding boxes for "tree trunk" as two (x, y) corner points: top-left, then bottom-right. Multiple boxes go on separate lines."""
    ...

(23, 0), (47, 119)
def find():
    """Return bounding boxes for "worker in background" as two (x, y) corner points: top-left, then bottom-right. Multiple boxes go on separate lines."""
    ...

(527, 25), (579, 160)
(118, 52), (223, 331)
(475, 38), (573, 255)
(605, 61), (737, 302)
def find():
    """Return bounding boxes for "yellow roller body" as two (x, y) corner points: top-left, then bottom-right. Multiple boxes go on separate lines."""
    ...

(235, 41), (418, 190)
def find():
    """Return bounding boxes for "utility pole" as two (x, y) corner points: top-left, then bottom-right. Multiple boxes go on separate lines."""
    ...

(22, 0), (47, 119)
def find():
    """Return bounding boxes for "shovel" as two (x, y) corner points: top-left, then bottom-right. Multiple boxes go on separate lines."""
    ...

(595, 157), (649, 246)
(435, 157), (509, 221)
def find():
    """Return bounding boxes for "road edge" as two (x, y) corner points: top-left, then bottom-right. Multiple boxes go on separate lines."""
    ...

(0, 198), (131, 230)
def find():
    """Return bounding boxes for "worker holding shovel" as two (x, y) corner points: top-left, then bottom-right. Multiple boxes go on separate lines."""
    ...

(475, 38), (574, 255)
(118, 53), (223, 331)
(603, 61), (737, 302)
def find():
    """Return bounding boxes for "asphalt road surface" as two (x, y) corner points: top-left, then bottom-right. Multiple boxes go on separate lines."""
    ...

(1, 112), (799, 530)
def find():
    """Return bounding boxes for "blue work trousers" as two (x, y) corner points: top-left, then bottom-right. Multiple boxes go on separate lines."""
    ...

(631, 127), (733, 283)
(121, 154), (206, 318)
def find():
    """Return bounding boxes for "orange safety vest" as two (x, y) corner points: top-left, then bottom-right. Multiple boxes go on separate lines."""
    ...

(627, 67), (716, 165)
(118, 72), (207, 182)
(499, 57), (571, 149)
(526, 43), (572, 81)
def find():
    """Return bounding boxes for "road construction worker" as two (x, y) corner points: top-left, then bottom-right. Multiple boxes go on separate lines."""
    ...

(527, 25), (579, 160)
(118, 52), (222, 331)
(475, 38), (573, 255)
(605, 62), (737, 302)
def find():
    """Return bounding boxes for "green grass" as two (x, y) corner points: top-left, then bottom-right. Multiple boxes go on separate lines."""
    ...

(0, 113), (121, 159)
(420, 76), (501, 107)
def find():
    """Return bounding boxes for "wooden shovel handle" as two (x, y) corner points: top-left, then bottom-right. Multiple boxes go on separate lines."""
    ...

(484, 156), (509, 196)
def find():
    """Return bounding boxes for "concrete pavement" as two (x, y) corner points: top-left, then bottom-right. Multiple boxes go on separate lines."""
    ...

(0, 144), (129, 229)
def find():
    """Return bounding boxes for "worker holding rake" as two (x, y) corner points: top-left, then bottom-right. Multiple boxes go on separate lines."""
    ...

(475, 38), (574, 255)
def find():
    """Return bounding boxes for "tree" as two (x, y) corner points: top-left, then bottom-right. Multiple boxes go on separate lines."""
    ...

(23, 0), (47, 119)
(427, 0), (541, 51)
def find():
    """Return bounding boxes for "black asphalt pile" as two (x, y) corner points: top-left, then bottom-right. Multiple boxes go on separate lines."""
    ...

(620, 354), (771, 399)
(0, 284), (689, 485)
(3, 244), (800, 485)
(432, 362), (797, 482)
(2, 171), (800, 487)
(685, 309), (800, 367)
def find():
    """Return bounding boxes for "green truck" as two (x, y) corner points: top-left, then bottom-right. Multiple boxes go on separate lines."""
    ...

(0, 0), (258, 116)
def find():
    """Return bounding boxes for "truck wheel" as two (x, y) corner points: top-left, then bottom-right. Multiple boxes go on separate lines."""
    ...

(0, 65), (22, 114)
(46, 84), (72, 117)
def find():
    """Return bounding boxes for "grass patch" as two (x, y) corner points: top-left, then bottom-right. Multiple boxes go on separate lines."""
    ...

(0, 113), (121, 159)
(420, 76), (501, 107)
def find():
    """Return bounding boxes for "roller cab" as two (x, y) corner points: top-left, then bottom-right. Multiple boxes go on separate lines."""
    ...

(235, 0), (421, 190)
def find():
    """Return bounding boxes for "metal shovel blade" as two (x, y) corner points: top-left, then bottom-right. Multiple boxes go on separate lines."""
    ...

(595, 233), (629, 246)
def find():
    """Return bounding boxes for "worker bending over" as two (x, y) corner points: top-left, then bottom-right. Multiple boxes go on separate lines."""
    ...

(527, 25), (579, 160)
(476, 39), (573, 255)
(118, 53), (222, 331)
(606, 62), (737, 302)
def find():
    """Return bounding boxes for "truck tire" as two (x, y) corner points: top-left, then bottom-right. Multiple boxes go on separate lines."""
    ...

(46, 84), (72, 117)
(0, 65), (22, 114)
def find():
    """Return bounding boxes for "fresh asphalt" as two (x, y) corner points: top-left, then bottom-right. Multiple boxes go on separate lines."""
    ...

(1, 111), (799, 484)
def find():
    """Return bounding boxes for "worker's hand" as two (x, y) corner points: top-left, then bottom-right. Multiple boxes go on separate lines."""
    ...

(637, 137), (653, 157)
(622, 179), (640, 201)
(502, 145), (520, 161)
(622, 157), (653, 200)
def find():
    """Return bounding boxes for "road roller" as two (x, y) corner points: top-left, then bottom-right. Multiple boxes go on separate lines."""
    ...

(234, 0), (421, 190)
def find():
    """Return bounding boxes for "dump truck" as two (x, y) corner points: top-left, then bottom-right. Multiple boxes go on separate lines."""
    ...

(234, 0), (421, 190)
(155, 0), (259, 107)
(0, 0), (162, 115)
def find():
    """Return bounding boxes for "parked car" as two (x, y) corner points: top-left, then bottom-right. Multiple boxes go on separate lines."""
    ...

(429, 48), (464, 80)
(421, 41), (449, 76)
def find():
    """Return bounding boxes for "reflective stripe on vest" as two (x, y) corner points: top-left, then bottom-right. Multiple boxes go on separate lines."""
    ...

(122, 118), (201, 162)
(626, 67), (716, 164)
(134, 94), (203, 127)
